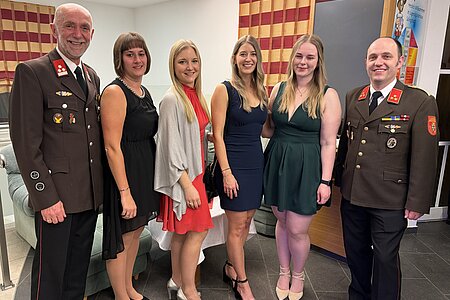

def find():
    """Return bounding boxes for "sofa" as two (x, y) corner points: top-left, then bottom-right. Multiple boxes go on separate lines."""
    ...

(0, 144), (153, 297)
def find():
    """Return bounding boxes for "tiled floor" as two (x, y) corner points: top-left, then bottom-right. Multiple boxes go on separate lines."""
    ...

(3, 221), (450, 300)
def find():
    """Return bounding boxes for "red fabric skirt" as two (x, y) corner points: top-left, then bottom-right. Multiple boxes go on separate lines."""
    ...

(158, 173), (213, 234)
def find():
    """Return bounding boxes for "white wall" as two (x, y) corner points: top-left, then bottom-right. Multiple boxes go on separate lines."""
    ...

(416, 0), (450, 95)
(135, 0), (239, 102)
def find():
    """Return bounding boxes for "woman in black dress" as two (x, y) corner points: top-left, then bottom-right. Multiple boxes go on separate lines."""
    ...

(101, 32), (159, 300)
(211, 35), (268, 300)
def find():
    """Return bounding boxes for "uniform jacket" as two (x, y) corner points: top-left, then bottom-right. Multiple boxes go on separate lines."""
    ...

(9, 49), (103, 213)
(335, 81), (439, 214)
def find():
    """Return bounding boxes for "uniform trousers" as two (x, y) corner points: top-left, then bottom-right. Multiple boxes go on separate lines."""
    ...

(341, 198), (407, 300)
(31, 209), (97, 300)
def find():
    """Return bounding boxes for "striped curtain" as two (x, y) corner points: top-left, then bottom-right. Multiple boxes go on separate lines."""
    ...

(0, 0), (55, 94)
(238, 0), (315, 94)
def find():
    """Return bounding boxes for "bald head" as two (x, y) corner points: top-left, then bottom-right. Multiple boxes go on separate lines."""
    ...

(54, 3), (92, 27)
(51, 3), (94, 64)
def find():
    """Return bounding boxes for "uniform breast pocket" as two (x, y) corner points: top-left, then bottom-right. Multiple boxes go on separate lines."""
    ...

(378, 123), (409, 153)
(47, 97), (80, 133)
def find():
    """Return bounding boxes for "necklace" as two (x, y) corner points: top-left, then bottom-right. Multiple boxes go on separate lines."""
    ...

(297, 87), (308, 97)
(117, 77), (145, 99)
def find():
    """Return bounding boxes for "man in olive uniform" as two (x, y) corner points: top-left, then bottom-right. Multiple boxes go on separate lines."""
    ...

(9, 3), (103, 299)
(335, 37), (439, 299)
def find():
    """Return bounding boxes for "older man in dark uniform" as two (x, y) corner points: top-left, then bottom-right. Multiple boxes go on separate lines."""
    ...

(9, 3), (103, 299)
(335, 37), (439, 300)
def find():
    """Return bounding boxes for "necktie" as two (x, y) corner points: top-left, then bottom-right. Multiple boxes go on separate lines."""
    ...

(74, 66), (87, 97)
(369, 91), (382, 115)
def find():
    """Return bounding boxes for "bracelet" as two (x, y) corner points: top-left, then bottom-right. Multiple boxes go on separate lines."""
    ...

(221, 167), (231, 173)
(118, 186), (130, 192)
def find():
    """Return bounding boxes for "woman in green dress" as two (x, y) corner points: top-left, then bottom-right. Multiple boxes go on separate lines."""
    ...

(262, 34), (341, 300)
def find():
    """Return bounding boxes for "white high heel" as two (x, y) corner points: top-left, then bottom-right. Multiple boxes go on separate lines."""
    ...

(276, 266), (290, 300)
(288, 271), (305, 300)
(177, 288), (188, 300)
(167, 278), (179, 300)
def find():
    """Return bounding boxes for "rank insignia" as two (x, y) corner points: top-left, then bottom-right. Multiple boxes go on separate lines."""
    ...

(386, 137), (397, 149)
(56, 91), (73, 97)
(52, 59), (68, 77)
(387, 88), (403, 104)
(53, 113), (63, 124)
(358, 86), (370, 101)
(428, 116), (437, 136)
(384, 124), (402, 133)
(69, 113), (76, 124)
(381, 115), (410, 121)
(83, 65), (92, 82)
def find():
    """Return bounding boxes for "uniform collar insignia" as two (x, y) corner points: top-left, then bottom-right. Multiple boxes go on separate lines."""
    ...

(56, 91), (73, 96)
(83, 64), (92, 82)
(358, 86), (369, 101)
(52, 59), (69, 77)
(387, 88), (403, 104)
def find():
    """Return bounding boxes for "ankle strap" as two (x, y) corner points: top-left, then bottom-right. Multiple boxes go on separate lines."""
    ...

(225, 260), (233, 267)
(234, 278), (248, 284)
(279, 266), (290, 276)
(291, 271), (305, 280)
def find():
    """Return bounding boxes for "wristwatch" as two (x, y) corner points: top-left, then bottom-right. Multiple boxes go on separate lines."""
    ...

(320, 179), (332, 186)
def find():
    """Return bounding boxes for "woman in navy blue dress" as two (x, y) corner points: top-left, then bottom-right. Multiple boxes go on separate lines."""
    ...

(211, 35), (267, 300)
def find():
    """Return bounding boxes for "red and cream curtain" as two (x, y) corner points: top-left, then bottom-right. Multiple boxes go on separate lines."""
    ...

(0, 0), (55, 93)
(238, 0), (315, 94)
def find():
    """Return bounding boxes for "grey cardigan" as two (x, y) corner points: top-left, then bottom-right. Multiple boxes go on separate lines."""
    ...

(154, 87), (203, 220)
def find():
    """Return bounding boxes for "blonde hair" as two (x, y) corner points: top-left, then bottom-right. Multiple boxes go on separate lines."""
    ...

(230, 35), (268, 112)
(168, 39), (210, 123)
(278, 34), (327, 119)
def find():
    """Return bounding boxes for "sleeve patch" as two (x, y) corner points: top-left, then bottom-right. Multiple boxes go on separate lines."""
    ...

(427, 116), (437, 136)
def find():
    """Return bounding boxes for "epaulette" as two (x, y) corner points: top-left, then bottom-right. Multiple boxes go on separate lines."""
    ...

(408, 85), (431, 97)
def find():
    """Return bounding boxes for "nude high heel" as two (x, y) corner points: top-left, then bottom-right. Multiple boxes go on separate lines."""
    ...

(167, 278), (179, 300)
(177, 288), (188, 300)
(288, 271), (305, 300)
(275, 266), (290, 300)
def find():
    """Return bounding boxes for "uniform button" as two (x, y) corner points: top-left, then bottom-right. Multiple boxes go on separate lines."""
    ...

(30, 170), (40, 180)
(397, 179), (403, 183)
(90, 159), (93, 163)
(356, 165), (361, 169)
(48, 169), (52, 174)
(358, 152), (363, 157)
(89, 141), (93, 146)
(35, 182), (45, 191)
(62, 103), (68, 109)
(364, 126), (369, 131)
(85, 107), (89, 112)
(361, 139), (367, 144)
(87, 124), (91, 129)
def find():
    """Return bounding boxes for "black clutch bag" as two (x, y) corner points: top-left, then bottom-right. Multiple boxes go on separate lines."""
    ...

(203, 157), (218, 202)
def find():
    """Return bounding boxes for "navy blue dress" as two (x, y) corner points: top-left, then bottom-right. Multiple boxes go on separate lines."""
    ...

(215, 81), (267, 211)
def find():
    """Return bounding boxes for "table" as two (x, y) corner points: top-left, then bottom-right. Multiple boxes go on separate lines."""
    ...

(148, 197), (257, 263)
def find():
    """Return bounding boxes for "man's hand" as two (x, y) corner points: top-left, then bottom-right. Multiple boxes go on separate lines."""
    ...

(41, 201), (66, 224)
(404, 209), (423, 220)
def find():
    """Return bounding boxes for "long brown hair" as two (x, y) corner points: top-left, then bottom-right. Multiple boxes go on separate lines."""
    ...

(278, 34), (327, 119)
(230, 35), (268, 112)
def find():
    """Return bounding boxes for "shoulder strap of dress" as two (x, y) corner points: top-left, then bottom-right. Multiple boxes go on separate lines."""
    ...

(221, 80), (233, 134)
(324, 84), (329, 94)
(274, 81), (286, 105)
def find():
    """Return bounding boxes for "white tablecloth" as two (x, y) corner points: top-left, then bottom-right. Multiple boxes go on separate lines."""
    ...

(148, 197), (257, 263)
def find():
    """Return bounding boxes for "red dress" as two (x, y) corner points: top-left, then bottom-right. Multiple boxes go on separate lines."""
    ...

(158, 85), (214, 234)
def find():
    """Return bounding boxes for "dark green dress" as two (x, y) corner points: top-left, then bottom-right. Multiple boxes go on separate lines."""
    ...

(264, 82), (328, 215)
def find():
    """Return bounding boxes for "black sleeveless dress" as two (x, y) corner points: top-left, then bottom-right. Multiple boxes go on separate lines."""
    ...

(102, 78), (160, 260)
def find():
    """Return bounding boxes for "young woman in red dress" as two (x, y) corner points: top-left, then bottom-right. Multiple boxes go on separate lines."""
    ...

(155, 40), (213, 300)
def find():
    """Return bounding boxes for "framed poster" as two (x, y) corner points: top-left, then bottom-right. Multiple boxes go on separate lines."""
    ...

(391, 0), (429, 85)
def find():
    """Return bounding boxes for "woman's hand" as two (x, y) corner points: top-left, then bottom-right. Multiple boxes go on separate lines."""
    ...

(184, 184), (201, 209)
(121, 191), (137, 219)
(316, 183), (331, 205)
(223, 170), (239, 199)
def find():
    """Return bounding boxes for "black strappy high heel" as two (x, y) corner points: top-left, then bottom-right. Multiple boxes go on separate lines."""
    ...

(222, 260), (234, 287)
(233, 278), (249, 299)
